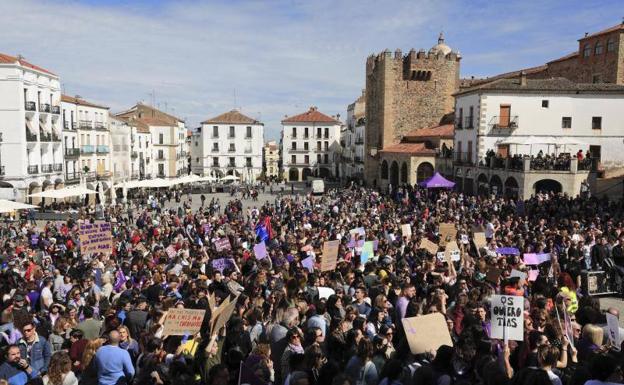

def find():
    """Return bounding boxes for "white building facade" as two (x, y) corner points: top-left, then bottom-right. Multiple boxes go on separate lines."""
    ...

(341, 92), (366, 180)
(130, 124), (152, 180)
(195, 110), (264, 182)
(281, 107), (342, 182)
(448, 76), (624, 198)
(0, 53), (64, 201)
(109, 116), (132, 183)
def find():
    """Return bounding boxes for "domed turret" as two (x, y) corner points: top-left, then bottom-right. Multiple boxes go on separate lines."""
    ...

(429, 32), (452, 56)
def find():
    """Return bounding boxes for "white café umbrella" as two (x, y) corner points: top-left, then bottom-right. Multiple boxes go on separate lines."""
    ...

(0, 199), (38, 213)
(142, 178), (175, 188)
(29, 185), (97, 199)
(220, 175), (239, 182)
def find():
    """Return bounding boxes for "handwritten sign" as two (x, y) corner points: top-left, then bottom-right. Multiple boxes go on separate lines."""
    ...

(79, 222), (113, 255)
(523, 253), (551, 265)
(213, 237), (231, 252)
(473, 232), (487, 249)
(253, 242), (267, 260)
(301, 256), (315, 272)
(439, 223), (456, 246)
(420, 238), (439, 255)
(134, 242), (148, 254)
(402, 313), (453, 354)
(361, 241), (374, 264)
(349, 227), (365, 237)
(490, 295), (524, 342)
(607, 313), (621, 351)
(401, 224), (412, 238)
(320, 240), (340, 272)
(166, 245), (177, 259)
(212, 296), (238, 335)
(163, 308), (206, 336)
(318, 287), (335, 300)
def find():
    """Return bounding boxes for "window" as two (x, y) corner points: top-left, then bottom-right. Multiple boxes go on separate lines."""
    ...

(212, 143), (219, 151)
(291, 155), (296, 163)
(317, 127), (321, 138)
(317, 141), (321, 151)
(457, 108), (463, 128)
(592, 116), (602, 130)
(246, 157), (252, 167)
(595, 41), (604, 55)
(583, 44), (591, 58)
(195, 141), (198, 146)
(212, 126), (218, 137)
(607, 37), (615, 52)
(562, 117), (572, 129)
(158, 164), (164, 176)
(229, 126), (235, 138)
(229, 157), (235, 166)
(324, 141), (328, 151)
(317, 154), (321, 163)
(304, 155), (309, 164)
(498, 105), (511, 128)
(467, 106), (474, 128)
(541, 100), (549, 108)
(213, 158), (219, 167)
(229, 143), (235, 152)
(304, 142), (309, 150)
(246, 126), (252, 138)
(304, 127), (309, 138)
(324, 127), (329, 138)
(159, 133), (163, 144)
(324, 154), (329, 164)
(291, 127), (297, 138)
(158, 150), (164, 159)
(291, 142), (297, 150)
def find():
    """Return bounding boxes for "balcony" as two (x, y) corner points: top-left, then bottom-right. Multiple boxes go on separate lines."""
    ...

(39, 103), (50, 113)
(51, 105), (60, 115)
(228, 134), (236, 139)
(65, 172), (81, 183)
(27, 165), (38, 174)
(25, 101), (36, 112)
(211, 134), (219, 139)
(26, 129), (37, 142)
(52, 131), (61, 142)
(211, 147), (219, 153)
(227, 163), (236, 168)
(97, 170), (112, 179)
(131, 151), (138, 158)
(81, 145), (95, 154)
(53, 163), (63, 172)
(64, 121), (77, 131)
(489, 116), (519, 130)
(96, 145), (109, 153)
(79, 120), (93, 130)
(84, 171), (96, 182)
(464, 116), (475, 129)
(95, 122), (107, 130)
(39, 130), (52, 142)
(228, 147), (236, 153)
(65, 148), (80, 158)
(455, 118), (463, 130)
(41, 164), (53, 173)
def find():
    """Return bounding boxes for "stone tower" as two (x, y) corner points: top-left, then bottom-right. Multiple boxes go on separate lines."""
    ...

(364, 33), (461, 184)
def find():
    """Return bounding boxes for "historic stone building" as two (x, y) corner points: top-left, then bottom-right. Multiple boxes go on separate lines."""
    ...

(364, 33), (461, 185)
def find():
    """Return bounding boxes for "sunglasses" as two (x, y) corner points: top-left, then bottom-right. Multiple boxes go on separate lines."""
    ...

(22, 328), (34, 332)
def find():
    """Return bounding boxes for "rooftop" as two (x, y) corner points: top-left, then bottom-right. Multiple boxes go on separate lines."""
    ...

(202, 110), (261, 125)
(282, 107), (340, 124)
(0, 53), (57, 76)
(579, 23), (624, 41)
(379, 142), (436, 155)
(61, 94), (109, 110)
(456, 77), (624, 96)
(403, 124), (454, 140)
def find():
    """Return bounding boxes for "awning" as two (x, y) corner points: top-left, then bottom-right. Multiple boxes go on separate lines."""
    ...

(0, 199), (38, 213)
(29, 186), (97, 198)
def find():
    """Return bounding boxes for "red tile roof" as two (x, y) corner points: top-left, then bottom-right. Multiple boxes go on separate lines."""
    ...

(0, 53), (56, 76)
(379, 142), (436, 155)
(61, 94), (109, 109)
(403, 124), (454, 140)
(202, 110), (260, 125)
(547, 52), (579, 64)
(138, 117), (174, 126)
(282, 107), (340, 124)
(580, 23), (624, 40)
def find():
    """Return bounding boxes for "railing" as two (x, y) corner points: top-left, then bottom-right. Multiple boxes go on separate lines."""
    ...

(79, 120), (93, 130)
(489, 116), (519, 130)
(25, 101), (36, 111)
(228, 148), (236, 153)
(96, 170), (112, 178)
(65, 148), (80, 157)
(84, 171), (96, 181)
(52, 131), (61, 142)
(290, 148), (308, 153)
(64, 122), (77, 130)
(157, 172), (165, 178)
(455, 118), (463, 129)
(39, 103), (50, 113)
(227, 163), (236, 168)
(454, 151), (475, 166)
(245, 163), (252, 168)
(51, 105), (60, 114)
(304, 134), (310, 139)
(95, 122), (106, 130)
(40, 130), (52, 142)
(26, 129), (37, 142)
(131, 151), (138, 158)
(41, 164), (53, 173)
(96, 145), (109, 153)
(228, 133), (236, 138)
(53, 163), (63, 172)
(65, 172), (81, 183)
(81, 145), (95, 154)
(27, 165), (38, 174)
(245, 135), (252, 139)
(211, 147), (219, 152)
(212, 163), (220, 168)
(464, 116), (475, 129)
(211, 134), (219, 139)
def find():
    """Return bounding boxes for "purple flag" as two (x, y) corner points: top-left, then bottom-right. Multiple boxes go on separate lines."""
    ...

(114, 269), (127, 291)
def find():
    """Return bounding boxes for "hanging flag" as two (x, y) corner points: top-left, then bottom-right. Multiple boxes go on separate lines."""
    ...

(114, 269), (127, 291)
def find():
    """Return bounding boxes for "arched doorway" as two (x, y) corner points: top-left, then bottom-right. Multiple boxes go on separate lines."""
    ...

(416, 162), (434, 183)
(390, 161), (399, 187)
(319, 167), (331, 179)
(381, 161), (388, 180)
(504, 177), (519, 199)
(288, 168), (299, 182)
(534, 179), (562, 194)
(302, 168), (312, 181)
(490, 175), (503, 196)
(28, 182), (41, 205)
(400, 162), (408, 184)
(477, 174), (489, 196)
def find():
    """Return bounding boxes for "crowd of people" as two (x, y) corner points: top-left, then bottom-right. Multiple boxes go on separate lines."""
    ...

(482, 149), (594, 172)
(0, 183), (624, 385)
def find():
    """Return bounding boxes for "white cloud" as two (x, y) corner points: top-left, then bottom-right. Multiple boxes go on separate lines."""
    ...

(0, 0), (618, 138)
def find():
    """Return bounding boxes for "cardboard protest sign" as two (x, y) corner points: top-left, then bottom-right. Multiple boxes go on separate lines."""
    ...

(207, 292), (216, 311)
(606, 313), (621, 351)
(473, 232), (487, 249)
(166, 245), (177, 259)
(402, 313), (453, 354)
(361, 241), (374, 264)
(401, 224), (412, 238)
(79, 222), (113, 255)
(490, 295), (524, 342)
(510, 269), (527, 281)
(528, 270), (539, 281)
(212, 258), (234, 273)
(320, 240), (340, 272)
(318, 287), (335, 300)
(209, 296), (231, 326)
(420, 239), (439, 255)
(213, 237), (231, 252)
(445, 249), (461, 262)
(347, 239), (365, 248)
(438, 223), (456, 246)
(446, 240), (459, 251)
(253, 242), (267, 260)
(134, 242), (148, 254)
(162, 308), (206, 336)
(212, 296), (239, 335)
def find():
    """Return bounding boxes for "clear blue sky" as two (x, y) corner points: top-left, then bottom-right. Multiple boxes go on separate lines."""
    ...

(0, 0), (620, 139)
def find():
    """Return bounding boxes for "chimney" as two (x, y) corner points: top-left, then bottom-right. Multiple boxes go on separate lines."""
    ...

(520, 71), (527, 87)
(585, 32), (588, 37)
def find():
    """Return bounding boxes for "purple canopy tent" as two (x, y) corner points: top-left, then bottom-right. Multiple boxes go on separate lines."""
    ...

(419, 172), (455, 189)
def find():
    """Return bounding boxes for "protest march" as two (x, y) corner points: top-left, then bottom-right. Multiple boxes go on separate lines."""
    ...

(1, 184), (624, 385)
